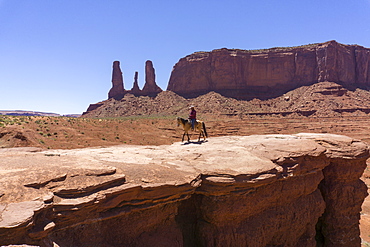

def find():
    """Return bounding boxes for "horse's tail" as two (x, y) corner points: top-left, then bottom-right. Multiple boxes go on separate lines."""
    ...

(202, 122), (208, 138)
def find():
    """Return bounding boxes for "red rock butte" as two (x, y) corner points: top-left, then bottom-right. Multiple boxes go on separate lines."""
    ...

(167, 40), (370, 99)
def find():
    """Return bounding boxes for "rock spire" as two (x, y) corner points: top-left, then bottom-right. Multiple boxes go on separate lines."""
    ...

(107, 60), (162, 99)
(141, 60), (162, 97)
(108, 61), (125, 100)
(130, 71), (141, 96)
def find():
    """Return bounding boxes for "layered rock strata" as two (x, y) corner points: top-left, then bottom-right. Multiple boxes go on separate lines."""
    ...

(0, 134), (368, 247)
(167, 40), (370, 99)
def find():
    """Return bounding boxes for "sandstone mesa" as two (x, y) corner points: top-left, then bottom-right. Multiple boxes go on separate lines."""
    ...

(167, 40), (370, 99)
(0, 134), (368, 246)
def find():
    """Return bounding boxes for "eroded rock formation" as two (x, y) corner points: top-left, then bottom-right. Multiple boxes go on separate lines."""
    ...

(141, 60), (163, 97)
(167, 40), (370, 99)
(106, 60), (162, 100)
(130, 71), (141, 96)
(0, 134), (368, 246)
(108, 61), (126, 100)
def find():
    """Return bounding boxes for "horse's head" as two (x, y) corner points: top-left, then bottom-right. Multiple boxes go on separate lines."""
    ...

(176, 117), (181, 127)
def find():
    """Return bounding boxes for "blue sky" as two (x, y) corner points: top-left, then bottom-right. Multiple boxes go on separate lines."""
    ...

(1, 0), (370, 114)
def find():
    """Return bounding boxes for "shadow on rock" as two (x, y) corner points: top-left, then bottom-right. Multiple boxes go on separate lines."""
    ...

(182, 140), (208, 145)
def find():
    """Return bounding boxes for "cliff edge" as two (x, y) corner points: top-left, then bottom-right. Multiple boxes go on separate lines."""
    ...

(0, 134), (368, 246)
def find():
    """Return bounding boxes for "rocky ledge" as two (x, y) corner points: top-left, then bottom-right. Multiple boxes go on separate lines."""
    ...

(0, 134), (368, 247)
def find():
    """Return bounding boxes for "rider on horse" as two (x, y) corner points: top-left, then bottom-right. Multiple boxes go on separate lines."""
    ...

(188, 106), (196, 130)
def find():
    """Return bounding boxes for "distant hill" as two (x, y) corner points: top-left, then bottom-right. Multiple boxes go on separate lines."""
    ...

(0, 110), (81, 117)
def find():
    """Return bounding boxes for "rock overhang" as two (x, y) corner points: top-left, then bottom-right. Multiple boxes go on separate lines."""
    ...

(0, 134), (366, 204)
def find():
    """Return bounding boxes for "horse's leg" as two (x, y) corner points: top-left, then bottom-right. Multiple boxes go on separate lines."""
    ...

(182, 132), (185, 142)
(199, 123), (206, 141)
(184, 124), (191, 142)
(197, 123), (203, 142)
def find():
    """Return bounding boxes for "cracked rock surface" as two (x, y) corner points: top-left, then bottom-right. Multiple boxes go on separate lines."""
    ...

(0, 134), (368, 247)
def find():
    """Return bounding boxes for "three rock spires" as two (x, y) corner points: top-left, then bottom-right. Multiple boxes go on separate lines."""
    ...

(108, 60), (162, 100)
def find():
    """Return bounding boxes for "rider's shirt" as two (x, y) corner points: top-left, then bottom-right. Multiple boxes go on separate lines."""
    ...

(189, 109), (196, 119)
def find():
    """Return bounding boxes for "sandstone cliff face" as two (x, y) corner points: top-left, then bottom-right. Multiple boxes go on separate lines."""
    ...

(0, 134), (368, 247)
(167, 41), (370, 99)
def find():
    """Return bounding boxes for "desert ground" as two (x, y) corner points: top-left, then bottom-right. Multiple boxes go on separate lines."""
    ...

(2, 113), (370, 245)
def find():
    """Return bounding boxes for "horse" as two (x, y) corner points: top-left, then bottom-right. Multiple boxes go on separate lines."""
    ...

(177, 117), (208, 142)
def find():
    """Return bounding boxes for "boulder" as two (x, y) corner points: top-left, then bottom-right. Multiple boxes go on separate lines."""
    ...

(0, 134), (368, 246)
(167, 41), (370, 99)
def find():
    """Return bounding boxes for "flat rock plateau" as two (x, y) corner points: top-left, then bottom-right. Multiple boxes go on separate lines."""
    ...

(0, 134), (369, 247)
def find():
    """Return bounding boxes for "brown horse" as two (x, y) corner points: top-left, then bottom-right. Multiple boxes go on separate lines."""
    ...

(177, 117), (208, 142)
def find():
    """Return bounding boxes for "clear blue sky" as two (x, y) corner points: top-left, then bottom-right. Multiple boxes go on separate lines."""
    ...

(1, 0), (370, 114)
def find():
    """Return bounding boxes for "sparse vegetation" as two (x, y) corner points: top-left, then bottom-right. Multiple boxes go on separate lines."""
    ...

(0, 115), (184, 148)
